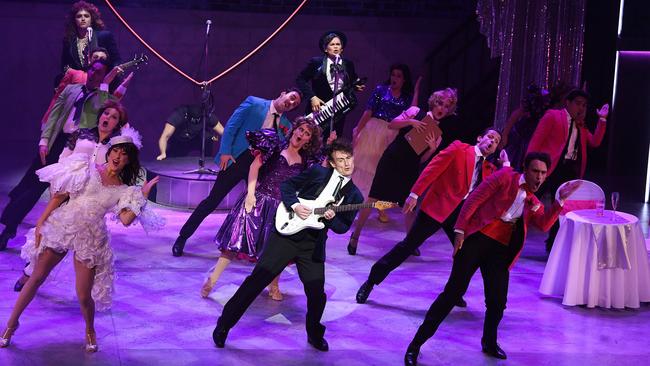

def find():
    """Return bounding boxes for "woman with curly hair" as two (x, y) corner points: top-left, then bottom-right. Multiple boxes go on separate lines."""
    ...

(348, 88), (458, 255)
(201, 117), (324, 301)
(0, 135), (162, 352)
(59, 1), (121, 79)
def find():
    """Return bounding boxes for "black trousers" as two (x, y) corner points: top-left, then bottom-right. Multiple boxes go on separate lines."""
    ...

(217, 231), (327, 339)
(1, 132), (69, 234)
(409, 232), (511, 348)
(368, 204), (462, 285)
(542, 158), (580, 248)
(178, 150), (254, 240)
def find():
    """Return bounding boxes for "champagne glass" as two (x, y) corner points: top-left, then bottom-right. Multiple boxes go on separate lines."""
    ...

(611, 192), (620, 221)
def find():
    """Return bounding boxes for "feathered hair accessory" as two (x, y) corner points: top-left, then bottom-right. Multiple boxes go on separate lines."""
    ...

(109, 126), (143, 149)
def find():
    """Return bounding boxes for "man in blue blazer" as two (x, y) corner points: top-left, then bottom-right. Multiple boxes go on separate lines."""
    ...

(213, 139), (363, 352)
(172, 88), (303, 256)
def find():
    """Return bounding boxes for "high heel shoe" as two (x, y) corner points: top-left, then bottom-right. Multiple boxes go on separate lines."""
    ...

(200, 277), (217, 298)
(347, 235), (359, 255)
(268, 285), (283, 301)
(0, 322), (20, 348)
(85, 331), (98, 353)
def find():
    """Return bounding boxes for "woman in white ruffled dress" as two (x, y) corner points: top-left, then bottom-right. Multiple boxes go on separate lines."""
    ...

(13, 100), (130, 292)
(0, 135), (161, 353)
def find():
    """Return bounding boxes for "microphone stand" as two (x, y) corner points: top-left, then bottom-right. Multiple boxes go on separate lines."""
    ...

(329, 57), (343, 138)
(185, 20), (218, 176)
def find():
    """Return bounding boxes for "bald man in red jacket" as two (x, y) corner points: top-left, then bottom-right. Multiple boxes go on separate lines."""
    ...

(403, 152), (579, 365)
(356, 129), (505, 305)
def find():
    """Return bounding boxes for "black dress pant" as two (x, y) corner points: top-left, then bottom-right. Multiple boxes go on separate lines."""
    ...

(542, 158), (580, 249)
(409, 232), (511, 348)
(217, 231), (327, 339)
(368, 204), (462, 285)
(0, 132), (69, 234)
(178, 150), (254, 240)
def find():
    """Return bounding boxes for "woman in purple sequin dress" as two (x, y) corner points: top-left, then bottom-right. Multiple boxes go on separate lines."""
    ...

(201, 118), (323, 300)
(351, 65), (415, 196)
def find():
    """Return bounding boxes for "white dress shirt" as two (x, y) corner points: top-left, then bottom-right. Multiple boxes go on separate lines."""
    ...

(291, 170), (350, 210)
(325, 57), (342, 93)
(563, 109), (579, 160)
(261, 101), (282, 129)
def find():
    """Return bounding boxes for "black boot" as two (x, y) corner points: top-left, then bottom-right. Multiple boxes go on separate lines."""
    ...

(212, 324), (229, 348)
(356, 281), (374, 304)
(481, 338), (507, 359)
(172, 237), (186, 257)
(307, 335), (329, 351)
(404, 345), (420, 366)
(0, 229), (16, 251)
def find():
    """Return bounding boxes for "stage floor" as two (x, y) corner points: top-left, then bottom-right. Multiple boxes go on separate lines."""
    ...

(1, 172), (649, 365)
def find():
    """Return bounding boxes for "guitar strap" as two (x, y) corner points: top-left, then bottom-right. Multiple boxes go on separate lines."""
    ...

(313, 169), (335, 198)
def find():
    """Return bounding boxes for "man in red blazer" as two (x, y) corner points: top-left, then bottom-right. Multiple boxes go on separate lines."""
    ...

(403, 152), (579, 365)
(526, 89), (608, 251)
(356, 129), (505, 305)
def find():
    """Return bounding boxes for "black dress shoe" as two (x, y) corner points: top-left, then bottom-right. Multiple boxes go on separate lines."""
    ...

(347, 236), (358, 256)
(455, 297), (467, 307)
(347, 243), (357, 255)
(0, 230), (16, 251)
(481, 339), (507, 359)
(356, 281), (374, 304)
(404, 347), (419, 366)
(172, 237), (186, 257)
(212, 325), (229, 348)
(307, 336), (329, 351)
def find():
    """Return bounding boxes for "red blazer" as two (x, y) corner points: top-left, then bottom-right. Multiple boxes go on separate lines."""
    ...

(454, 168), (561, 268)
(527, 109), (606, 177)
(411, 140), (496, 223)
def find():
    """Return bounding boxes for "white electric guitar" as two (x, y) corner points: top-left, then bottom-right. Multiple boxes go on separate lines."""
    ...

(275, 198), (396, 236)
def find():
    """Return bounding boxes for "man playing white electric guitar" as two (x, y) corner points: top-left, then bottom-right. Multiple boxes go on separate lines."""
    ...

(213, 139), (364, 352)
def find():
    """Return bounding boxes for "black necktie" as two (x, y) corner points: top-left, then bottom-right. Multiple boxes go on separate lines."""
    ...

(72, 87), (91, 127)
(471, 156), (484, 191)
(333, 176), (344, 199)
(561, 118), (577, 159)
(272, 113), (280, 131)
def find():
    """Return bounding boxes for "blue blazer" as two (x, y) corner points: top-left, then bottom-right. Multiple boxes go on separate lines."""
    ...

(280, 165), (363, 262)
(215, 96), (292, 166)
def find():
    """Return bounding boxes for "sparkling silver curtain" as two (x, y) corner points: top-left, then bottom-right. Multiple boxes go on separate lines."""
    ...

(476, 0), (586, 129)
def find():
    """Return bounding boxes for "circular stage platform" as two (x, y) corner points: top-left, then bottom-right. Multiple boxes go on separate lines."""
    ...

(143, 156), (244, 210)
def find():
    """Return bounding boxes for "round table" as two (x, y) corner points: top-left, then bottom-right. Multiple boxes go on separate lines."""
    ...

(539, 209), (650, 308)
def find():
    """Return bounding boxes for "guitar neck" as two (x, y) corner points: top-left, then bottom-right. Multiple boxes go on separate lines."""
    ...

(117, 59), (140, 70)
(314, 202), (375, 215)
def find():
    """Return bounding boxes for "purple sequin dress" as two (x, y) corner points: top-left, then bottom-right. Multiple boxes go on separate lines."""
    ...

(215, 129), (320, 261)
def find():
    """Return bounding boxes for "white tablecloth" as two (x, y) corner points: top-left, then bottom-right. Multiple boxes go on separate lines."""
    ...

(539, 209), (650, 308)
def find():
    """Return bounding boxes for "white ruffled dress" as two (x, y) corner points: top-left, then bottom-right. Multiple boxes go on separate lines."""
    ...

(20, 153), (161, 311)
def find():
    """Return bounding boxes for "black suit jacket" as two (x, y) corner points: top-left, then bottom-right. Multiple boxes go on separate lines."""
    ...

(296, 56), (359, 115)
(280, 165), (364, 262)
(61, 30), (122, 72)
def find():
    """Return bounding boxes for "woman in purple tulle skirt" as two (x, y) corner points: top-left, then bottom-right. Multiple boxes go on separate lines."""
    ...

(201, 118), (324, 300)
